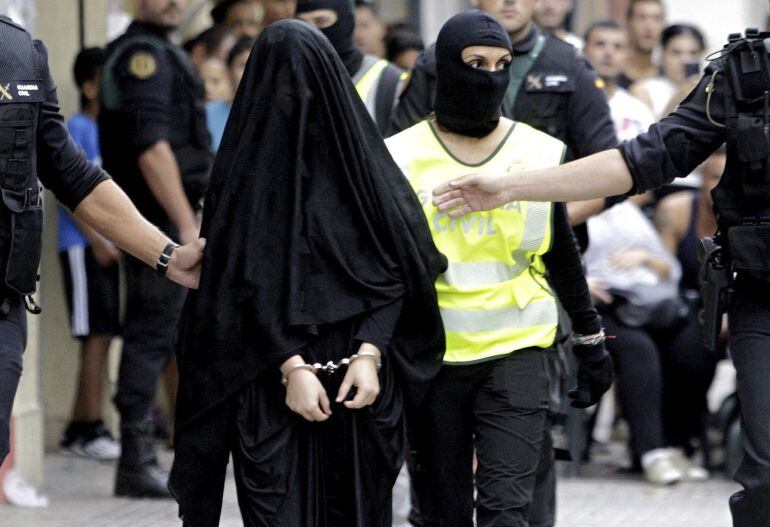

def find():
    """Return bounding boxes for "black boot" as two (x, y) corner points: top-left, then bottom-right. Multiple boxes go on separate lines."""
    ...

(114, 419), (172, 498)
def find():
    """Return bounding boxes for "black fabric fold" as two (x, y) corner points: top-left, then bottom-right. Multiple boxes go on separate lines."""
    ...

(174, 20), (446, 430)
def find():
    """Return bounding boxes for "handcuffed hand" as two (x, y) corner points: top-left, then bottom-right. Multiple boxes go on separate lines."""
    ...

(569, 342), (614, 409)
(432, 172), (513, 218)
(336, 343), (381, 410)
(166, 238), (206, 289)
(284, 367), (332, 422)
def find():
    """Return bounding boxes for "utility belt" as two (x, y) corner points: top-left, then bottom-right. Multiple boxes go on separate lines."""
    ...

(698, 223), (770, 349)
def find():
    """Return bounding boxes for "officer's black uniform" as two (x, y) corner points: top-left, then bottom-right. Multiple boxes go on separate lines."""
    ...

(391, 26), (617, 527)
(618, 29), (770, 527)
(99, 21), (212, 497)
(0, 16), (108, 463)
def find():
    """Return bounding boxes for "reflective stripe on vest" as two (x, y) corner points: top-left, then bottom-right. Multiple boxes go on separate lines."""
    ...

(354, 56), (389, 120)
(386, 119), (567, 364)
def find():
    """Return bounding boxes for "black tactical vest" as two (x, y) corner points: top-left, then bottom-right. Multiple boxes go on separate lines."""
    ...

(100, 25), (212, 220)
(0, 16), (45, 297)
(505, 36), (576, 155)
(711, 29), (770, 284)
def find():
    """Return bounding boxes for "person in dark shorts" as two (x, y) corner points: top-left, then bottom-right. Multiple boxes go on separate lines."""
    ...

(57, 47), (121, 461)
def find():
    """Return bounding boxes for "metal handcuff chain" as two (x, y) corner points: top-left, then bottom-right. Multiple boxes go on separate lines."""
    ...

(281, 352), (382, 387)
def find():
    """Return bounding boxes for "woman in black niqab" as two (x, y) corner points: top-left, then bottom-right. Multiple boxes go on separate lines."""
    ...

(169, 19), (446, 527)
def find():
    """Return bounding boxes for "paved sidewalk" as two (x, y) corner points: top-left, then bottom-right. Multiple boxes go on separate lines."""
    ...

(1, 450), (738, 527)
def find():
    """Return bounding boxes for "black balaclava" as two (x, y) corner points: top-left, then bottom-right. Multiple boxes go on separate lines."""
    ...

(296, 0), (363, 76)
(434, 10), (513, 138)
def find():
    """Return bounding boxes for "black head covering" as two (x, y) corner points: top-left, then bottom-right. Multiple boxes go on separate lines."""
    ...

(175, 20), (446, 428)
(434, 10), (512, 138)
(296, 0), (363, 76)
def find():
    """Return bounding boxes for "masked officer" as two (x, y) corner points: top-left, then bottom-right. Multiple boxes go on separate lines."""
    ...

(390, 0), (616, 162)
(0, 14), (205, 468)
(296, 0), (407, 135)
(99, 0), (213, 498)
(433, 25), (770, 527)
(392, 3), (617, 525)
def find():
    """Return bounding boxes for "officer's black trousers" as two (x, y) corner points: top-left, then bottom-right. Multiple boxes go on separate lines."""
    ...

(0, 296), (25, 464)
(728, 286), (770, 527)
(114, 256), (186, 425)
(409, 349), (550, 527)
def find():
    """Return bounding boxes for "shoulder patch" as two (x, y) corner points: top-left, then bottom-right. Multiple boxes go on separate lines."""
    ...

(128, 52), (157, 80)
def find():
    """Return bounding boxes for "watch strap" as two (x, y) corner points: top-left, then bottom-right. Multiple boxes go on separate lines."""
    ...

(155, 242), (179, 276)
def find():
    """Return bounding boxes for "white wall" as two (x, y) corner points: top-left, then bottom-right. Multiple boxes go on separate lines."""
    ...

(420, 0), (466, 44)
(665, 0), (768, 57)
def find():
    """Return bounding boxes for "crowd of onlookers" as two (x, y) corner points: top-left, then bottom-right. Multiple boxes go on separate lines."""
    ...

(543, 0), (730, 486)
(40, 0), (770, 493)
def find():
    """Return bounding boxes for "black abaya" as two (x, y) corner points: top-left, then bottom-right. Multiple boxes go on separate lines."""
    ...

(170, 20), (445, 526)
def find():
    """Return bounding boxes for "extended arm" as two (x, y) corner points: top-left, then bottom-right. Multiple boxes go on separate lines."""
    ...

(433, 66), (728, 217)
(434, 149), (633, 218)
(35, 41), (203, 288)
(74, 180), (204, 289)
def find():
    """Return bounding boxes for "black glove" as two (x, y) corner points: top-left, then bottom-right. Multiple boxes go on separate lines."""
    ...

(568, 342), (614, 409)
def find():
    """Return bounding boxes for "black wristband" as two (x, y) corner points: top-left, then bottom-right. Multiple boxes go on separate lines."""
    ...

(155, 242), (179, 277)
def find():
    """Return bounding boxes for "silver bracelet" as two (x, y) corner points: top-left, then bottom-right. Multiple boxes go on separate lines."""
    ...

(570, 330), (606, 347)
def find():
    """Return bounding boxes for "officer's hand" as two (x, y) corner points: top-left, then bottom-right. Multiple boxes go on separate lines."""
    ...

(91, 239), (122, 268)
(166, 238), (206, 289)
(432, 172), (515, 218)
(285, 369), (332, 422)
(569, 343), (614, 409)
(336, 343), (381, 409)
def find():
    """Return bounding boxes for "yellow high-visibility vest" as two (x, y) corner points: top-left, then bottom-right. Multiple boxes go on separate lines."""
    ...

(386, 119), (567, 364)
(353, 55), (407, 122)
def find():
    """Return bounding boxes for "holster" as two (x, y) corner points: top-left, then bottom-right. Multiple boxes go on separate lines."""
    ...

(697, 237), (732, 351)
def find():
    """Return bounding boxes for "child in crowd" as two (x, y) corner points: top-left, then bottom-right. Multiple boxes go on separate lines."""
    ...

(58, 48), (122, 461)
(200, 57), (233, 102)
(205, 36), (254, 152)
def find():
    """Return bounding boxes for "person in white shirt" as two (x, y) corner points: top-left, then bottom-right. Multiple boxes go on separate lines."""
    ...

(582, 20), (654, 141)
(630, 24), (706, 120)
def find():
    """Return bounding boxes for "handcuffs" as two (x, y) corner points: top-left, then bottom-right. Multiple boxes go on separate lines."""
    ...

(281, 351), (382, 387)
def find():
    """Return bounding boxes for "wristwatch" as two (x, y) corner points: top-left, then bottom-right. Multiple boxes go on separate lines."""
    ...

(155, 242), (179, 277)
